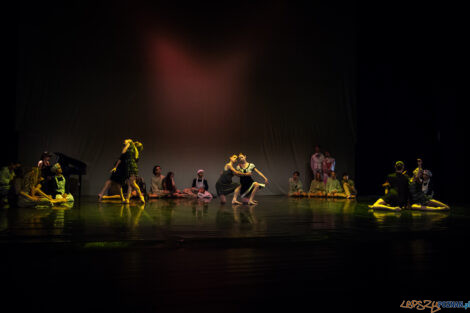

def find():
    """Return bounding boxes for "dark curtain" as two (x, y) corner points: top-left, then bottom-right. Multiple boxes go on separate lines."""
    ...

(16, 1), (356, 195)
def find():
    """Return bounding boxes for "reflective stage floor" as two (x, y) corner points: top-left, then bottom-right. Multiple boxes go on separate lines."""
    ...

(2, 196), (469, 312)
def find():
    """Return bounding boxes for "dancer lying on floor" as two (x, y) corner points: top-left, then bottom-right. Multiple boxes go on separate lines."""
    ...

(409, 169), (449, 211)
(235, 153), (268, 205)
(215, 154), (252, 204)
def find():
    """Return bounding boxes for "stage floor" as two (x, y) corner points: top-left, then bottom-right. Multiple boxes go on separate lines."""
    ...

(2, 196), (469, 312)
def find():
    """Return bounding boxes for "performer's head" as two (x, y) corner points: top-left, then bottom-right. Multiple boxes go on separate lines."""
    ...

(197, 169), (204, 178)
(153, 165), (161, 176)
(314, 145), (321, 153)
(395, 161), (404, 173)
(315, 171), (322, 181)
(40, 151), (52, 162)
(229, 155), (238, 163)
(324, 151), (330, 157)
(293, 171), (300, 180)
(51, 163), (63, 175)
(330, 171), (336, 179)
(238, 153), (246, 162)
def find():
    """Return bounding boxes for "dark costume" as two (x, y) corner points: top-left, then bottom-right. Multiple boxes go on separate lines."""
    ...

(215, 166), (240, 196)
(110, 153), (127, 186)
(236, 163), (265, 198)
(124, 143), (139, 178)
(382, 172), (410, 207)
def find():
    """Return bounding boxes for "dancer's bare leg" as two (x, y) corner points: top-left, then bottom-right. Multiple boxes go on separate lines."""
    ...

(248, 183), (260, 205)
(125, 180), (132, 203)
(98, 180), (112, 201)
(131, 180), (145, 203)
(220, 195), (226, 204)
(369, 198), (401, 211)
(232, 186), (242, 204)
(427, 199), (450, 209)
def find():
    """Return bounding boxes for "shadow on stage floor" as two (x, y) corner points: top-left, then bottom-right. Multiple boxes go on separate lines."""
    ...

(1, 196), (468, 312)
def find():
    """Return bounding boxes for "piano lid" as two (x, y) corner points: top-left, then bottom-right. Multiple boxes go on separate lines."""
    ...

(54, 152), (87, 175)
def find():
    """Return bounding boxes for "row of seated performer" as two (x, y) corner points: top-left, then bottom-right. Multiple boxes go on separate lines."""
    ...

(369, 160), (449, 211)
(288, 171), (357, 199)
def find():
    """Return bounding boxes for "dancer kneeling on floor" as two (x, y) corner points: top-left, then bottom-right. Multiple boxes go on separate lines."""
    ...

(409, 169), (449, 211)
(235, 153), (268, 205)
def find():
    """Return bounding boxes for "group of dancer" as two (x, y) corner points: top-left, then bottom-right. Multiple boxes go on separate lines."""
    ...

(369, 160), (449, 211)
(0, 152), (76, 208)
(98, 139), (269, 205)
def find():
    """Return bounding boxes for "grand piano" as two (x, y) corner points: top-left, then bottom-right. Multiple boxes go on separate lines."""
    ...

(54, 152), (87, 198)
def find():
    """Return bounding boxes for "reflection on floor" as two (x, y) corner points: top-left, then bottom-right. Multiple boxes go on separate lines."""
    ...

(1, 196), (468, 313)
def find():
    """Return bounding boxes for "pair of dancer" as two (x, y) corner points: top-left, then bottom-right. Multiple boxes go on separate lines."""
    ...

(369, 161), (449, 211)
(216, 153), (268, 205)
(98, 139), (145, 203)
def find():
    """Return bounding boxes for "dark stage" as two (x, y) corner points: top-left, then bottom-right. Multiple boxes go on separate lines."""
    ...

(2, 197), (469, 312)
(7, 0), (465, 312)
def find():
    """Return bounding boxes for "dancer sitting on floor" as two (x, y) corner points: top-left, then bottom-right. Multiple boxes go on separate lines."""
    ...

(215, 154), (252, 204)
(183, 169), (209, 196)
(124, 140), (145, 203)
(369, 161), (410, 211)
(288, 171), (306, 197)
(162, 172), (188, 198)
(98, 140), (129, 202)
(421, 169), (434, 198)
(148, 165), (168, 198)
(18, 167), (64, 207)
(409, 169), (449, 211)
(308, 171), (326, 197)
(341, 173), (357, 199)
(235, 153), (268, 205)
(50, 163), (74, 202)
(326, 172), (346, 198)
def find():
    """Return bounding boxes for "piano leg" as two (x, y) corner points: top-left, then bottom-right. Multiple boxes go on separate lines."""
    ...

(79, 174), (82, 199)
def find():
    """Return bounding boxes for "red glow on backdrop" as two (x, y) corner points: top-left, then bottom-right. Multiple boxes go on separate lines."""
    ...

(147, 35), (251, 113)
